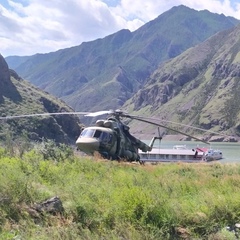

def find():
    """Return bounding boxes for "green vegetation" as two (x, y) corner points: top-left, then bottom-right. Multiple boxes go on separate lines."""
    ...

(126, 24), (240, 138)
(0, 74), (81, 144)
(0, 141), (240, 239)
(222, 77), (240, 129)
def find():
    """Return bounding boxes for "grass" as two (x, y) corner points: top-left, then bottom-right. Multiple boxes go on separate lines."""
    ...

(0, 142), (240, 239)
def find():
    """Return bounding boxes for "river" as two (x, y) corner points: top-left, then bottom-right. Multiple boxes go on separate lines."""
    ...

(151, 140), (240, 163)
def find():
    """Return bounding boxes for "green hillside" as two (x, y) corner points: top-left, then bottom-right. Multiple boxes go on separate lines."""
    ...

(1, 146), (240, 239)
(0, 55), (81, 144)
(6, 5), (240, 113)
(125, 25), (240, 140)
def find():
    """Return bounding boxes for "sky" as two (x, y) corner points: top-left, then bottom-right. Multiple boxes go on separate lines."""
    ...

(0, 0), (240, 57)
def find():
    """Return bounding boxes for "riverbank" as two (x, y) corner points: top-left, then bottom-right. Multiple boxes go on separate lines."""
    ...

(136, 134), (240, 142)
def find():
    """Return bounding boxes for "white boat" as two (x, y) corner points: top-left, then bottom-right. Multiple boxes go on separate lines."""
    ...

(139, 145), (223, 163)
(173, 145), (187, 150)
(204, 149), (223, 161)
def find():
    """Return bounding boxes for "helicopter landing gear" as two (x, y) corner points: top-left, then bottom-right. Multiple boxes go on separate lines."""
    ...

(139, 160), (145, 165)
(100, 152), (109, 159)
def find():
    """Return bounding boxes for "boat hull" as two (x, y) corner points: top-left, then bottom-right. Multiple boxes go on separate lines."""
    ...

(139, 147), (222, 163)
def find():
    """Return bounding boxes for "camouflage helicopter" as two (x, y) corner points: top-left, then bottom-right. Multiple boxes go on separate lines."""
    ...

(0, 109), (225, 162)
(75, 109), (214, 161)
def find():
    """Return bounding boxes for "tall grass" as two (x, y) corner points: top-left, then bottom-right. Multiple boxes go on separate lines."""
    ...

(0, 142), (240, 239)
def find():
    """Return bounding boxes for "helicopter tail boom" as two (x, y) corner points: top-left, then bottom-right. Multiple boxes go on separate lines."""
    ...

(135, 139), (152, 152)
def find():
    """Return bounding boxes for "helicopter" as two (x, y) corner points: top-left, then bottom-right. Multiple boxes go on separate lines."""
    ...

(76, 109), (158, 161)
(0, 109), (228, 162)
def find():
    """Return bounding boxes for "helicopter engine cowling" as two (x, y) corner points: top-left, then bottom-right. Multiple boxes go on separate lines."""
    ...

(96, 119), (118, 129)
(96, 120), (104, 126)
(104, 120), (118, 129)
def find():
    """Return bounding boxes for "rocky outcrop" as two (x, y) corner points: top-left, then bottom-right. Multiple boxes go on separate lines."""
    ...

(33, 196), (64, 215)
(0, 54), (10, 85)
(0, 54), (21, 103)
(126, 25), (240, 138)
(0, 54), (81, 144)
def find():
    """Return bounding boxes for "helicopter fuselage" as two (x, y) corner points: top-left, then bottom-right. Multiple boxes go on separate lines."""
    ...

(76, 117), (151, 161)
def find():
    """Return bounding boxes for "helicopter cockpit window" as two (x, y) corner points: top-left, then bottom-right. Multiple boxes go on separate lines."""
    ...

(93, 130), (101, 138)
(80, 129), (95, 138)
(80, 129), (112, 143)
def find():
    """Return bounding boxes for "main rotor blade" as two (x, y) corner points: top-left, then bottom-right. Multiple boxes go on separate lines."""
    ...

(84, 110), (113, 117)
(0, 111), (90, 120)
(134, 116), (231, 137)
(127, 115), (210, 145)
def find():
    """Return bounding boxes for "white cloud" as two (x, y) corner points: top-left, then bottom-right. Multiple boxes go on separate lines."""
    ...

(0, 0), (127, 57)
(113, 0), (174, 22)
(177, 0), (240, 17)
(0, 0), (239, 57)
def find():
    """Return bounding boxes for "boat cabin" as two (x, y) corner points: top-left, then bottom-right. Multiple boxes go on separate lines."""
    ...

(139, 147), (204, 163)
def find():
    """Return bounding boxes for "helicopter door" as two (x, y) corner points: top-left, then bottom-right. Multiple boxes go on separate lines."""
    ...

(100, 132), (112, 144)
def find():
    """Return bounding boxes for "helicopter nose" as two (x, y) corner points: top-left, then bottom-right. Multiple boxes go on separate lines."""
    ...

(76, 137), (100, 154)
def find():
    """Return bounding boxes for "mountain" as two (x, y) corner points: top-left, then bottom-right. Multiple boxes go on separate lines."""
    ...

(0, 54), (81, 144)
(6, 5), (240, 113)
(124, 25), (240, 141)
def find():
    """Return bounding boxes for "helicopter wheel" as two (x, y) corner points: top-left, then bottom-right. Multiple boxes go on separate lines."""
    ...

(100, 152), (111, 160)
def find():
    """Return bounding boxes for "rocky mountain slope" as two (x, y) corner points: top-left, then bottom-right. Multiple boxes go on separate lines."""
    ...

(125, 25), (240, 141)
(6, 5), (239, 113)
(0, 54), (81, 144)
